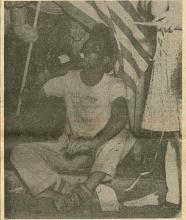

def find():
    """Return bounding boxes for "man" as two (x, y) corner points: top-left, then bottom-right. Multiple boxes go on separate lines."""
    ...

(11, 24), (136, 212)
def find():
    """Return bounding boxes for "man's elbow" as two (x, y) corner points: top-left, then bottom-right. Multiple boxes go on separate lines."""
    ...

(119, 114), (128, 129)
(112, 113), (128, 132)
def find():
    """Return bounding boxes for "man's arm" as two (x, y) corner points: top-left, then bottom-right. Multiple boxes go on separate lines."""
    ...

(92, 96), (129, 148)
(151, 1), (182, 32)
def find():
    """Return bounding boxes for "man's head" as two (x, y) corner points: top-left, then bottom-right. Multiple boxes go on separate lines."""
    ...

(81, 23), (116, 71)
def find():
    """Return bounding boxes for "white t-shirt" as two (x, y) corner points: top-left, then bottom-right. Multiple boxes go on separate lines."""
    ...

(43, 70), (127, 138)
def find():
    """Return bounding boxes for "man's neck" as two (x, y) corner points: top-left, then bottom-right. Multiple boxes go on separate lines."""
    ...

(80, 67), (104, 87)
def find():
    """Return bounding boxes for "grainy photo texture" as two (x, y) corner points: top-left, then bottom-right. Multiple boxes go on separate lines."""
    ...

(4, 0), (182, 218)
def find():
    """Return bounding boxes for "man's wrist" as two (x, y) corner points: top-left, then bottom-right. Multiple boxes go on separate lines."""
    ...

(91, 136), (106, 149)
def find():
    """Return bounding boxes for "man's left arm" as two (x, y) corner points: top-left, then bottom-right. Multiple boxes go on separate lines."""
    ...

(92, 97), (129, 148)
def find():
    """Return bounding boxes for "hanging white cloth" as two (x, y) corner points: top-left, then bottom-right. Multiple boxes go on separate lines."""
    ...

(142, 30), (181, 132)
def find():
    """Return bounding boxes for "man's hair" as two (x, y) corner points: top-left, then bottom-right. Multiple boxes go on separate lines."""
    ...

(81, 23), (118, 72)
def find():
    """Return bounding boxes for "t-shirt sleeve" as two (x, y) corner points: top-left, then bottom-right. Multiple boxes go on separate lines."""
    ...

(43, 76), (66, 97)
(110, 79), (126, 103)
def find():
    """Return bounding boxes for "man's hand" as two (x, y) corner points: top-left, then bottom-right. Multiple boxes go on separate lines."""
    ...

(153, 11), (181, 32)
(66, 138), (96, 155)
(14, 24), (38, 43)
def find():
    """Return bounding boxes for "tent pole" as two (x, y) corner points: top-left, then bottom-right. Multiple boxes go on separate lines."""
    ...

(16, 1), (41, 116)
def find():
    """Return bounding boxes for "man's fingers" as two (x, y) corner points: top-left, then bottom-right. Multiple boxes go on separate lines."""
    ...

(67, 140), (84, 154)
(71, 143), (85, 153)
(153, 12), (168, 22)
(169, 25), (175, 32)
(73, 143), (89, 154)
(67, 140), (90, 155)
(163, 23), (174, 32)
(157, 20), (169, 31)
(67, 141), (77, 154)
(23, 25), (38, 43)
(157, 19), (168, 27)
(25, 32), (38, 43)
(153, 11), (176, 33)
(78, 145), (89, 152)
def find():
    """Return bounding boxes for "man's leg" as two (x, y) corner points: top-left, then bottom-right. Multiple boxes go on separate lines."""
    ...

(60, 131), (135, 193)
(90, 129), (136, 186)
(54, 129), (136, 212)
(10, 141), (91, 196)
(82, 129), (136, 192)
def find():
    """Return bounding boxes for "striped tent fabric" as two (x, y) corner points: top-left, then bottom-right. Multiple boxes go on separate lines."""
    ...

(55, 1), (152, 98)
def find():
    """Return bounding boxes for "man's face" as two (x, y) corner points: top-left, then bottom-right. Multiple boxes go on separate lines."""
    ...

(81, 37), (105, 69)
